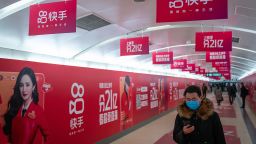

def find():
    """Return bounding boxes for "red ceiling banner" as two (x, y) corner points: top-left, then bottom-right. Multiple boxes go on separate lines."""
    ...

(199, 68), (205, 75)
(195, 31), (232, 51)
(212, 61), (230, 67)
(156, 0), (228, 23)
(222, 72), (231, 80)
(195, 66), (200, 74)
(29, 0), (77, 36)
(206, 51), (230, 62)
(120, 37), (149, 56)
(152, 52), (173, 64)
(182, 64), (195, 72)
(170, 59), (187, 69)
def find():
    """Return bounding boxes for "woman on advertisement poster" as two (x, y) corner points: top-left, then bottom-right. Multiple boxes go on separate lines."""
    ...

(158, 78), (165, 113)
(120, 76), (133, 130)
(3, 67), (51, 144)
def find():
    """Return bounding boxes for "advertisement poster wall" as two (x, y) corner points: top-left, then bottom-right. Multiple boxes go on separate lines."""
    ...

(0, 58), (202, 143)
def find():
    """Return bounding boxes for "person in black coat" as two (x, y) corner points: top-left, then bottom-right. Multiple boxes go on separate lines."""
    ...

(201, 83), (207, 98)
(240, 82), (248, 108)
(173, 85), (226, 144)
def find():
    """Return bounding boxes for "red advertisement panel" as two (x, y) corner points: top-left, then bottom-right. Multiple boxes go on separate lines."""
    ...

(195, 31), (232, 51)
(120, 37), (149, 56)
(29, 0), (77, 35)
(171, 59), (187, 69)
(206, 51), (230, 62)
(0, 58), (204, 144)
(200, 68), (205, 75)
(152, 52), (173, 64)
(156, 0), (228, 22)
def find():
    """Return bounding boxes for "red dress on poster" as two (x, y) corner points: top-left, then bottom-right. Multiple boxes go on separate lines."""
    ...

(0, 124), (8, 144)
(121, 87), (133, 129)
(11, 103), (51, 144)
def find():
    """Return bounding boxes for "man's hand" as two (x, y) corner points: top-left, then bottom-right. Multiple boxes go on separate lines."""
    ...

(183, 125), (195, 134)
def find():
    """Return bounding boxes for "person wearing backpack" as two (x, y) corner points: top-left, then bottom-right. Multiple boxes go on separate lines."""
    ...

(240, 82), (248, 108)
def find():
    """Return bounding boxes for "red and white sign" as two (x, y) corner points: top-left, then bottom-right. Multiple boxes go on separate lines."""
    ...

(221, 72), (231, 80)
(0, 58), (205, 144)
(195, 66), (200, 74)
(216, 66), (230, 73)
(212, 61), (230, 67)
(200, 68), (205, 75)
(171, 59), (187, 69)
(195, 31), (232, 51)
(120, 37), (149, 56)
(156, 0), (228, 22)
(29, 0), (77, 35)
(152, 52), (173, 64)
(206, 51), (230, 62)
(182, 64), (195, 72)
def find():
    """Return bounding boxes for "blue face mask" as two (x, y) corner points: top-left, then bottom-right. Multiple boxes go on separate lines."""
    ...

(186, 100), (200, 110)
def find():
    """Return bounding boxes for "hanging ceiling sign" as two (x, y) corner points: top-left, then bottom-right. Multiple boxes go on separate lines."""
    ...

(29, 0), (77, 35)
(152, 52), (173, 64)
(195, 31), (232, 51)
(222, 72), (231, 80)
(156, 0), (228, 22)
(182, 64), (195, 72)
(199, 68), (205, 75)
(206, 51), (230, 62)
(171, 59), (187, 69)
(195, 66), (201, 74)
(120, 37), (149, 56)
(212, 61), (230, 67)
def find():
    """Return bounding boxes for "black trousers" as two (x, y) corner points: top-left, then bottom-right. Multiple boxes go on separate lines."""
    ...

(241, 96), (246, 108)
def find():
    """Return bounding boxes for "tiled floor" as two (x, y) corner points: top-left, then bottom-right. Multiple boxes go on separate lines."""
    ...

(111, 92), (255, 144)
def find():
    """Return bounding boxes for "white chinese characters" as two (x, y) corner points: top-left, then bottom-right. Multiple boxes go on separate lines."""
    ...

(99, 83), (118, 125)
(69, 83), (85, 136)
(126, 41), (143, 53)
(37, 10), (68, 28)
(169, 0), (214, 14)
(204, 35), (224, 48)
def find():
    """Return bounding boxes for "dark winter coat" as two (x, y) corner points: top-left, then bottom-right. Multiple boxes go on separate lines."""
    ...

(173, 98), (226, 144)
(240, 86), (248, 97)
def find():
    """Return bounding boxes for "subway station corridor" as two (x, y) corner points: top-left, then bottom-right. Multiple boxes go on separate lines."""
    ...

(111, 92), (256, 144)
(1, 0), (256, 144)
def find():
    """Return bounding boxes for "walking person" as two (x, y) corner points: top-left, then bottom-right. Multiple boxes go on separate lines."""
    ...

(240, 82), (248, 108)
(173, 85), (226, 144)
(214, 85), (223, 106)
(202, 83), (207, 98)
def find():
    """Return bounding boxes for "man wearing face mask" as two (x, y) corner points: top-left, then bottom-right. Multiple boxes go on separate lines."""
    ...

(173, 85), (226, 144)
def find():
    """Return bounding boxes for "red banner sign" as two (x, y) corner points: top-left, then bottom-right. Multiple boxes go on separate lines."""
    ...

(171, 59), (187, 69)
(29, 0), (77, 35)
(182, 64), (195, 72)
(195, 66), (200, 74)
(221, 72), (231, 80)
(206, 51), (230, 62)
(152, 52), (173, 64)
(212, 61), (230, 67)
(199, 68), (205, 75)
(120, 37), (149, 56)
(156, 0), (228, 22)
(195, 31), (232, 52)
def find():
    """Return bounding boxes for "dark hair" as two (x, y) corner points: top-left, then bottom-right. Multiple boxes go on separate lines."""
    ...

(125, 76), (131, 86)
(183, 85), (201, 97)
(3, 67), (39, 135)
(124, 76), (131, 96)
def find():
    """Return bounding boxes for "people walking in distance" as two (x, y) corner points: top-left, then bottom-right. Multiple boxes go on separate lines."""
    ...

(214, 85), (223, 106)
(202, 83), (208, 98)
(240, 82), (248, 108)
